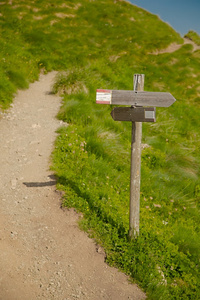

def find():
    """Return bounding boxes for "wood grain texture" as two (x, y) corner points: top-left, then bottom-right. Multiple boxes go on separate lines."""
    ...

(111, 90), (175, 107)
(129, 74), (144, 239)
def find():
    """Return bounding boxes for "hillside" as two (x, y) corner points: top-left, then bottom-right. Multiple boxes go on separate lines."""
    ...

(0, 0), (200, 299)
(0, 72), (146, 300)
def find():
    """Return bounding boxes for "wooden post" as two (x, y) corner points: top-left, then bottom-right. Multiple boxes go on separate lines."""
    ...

(129, 74), (144, 239)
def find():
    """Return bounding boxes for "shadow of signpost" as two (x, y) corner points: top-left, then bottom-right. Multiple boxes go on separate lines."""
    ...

(23, 175), (57, 188)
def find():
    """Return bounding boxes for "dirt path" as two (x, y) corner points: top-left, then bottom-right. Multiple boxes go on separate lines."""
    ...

(150, 37), (200, 55)
(0, 72), (146, 300)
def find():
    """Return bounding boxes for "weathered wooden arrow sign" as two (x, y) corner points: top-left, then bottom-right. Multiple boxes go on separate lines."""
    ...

(111, 107), (156, 122)
(96, 89), (176, 107)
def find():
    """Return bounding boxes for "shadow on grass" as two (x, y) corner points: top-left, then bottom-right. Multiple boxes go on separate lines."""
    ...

(58, 175), (127, 238)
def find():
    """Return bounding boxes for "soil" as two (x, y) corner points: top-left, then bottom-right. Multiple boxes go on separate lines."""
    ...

(0, 72), (146, 300)
(150, 37), (200, 55)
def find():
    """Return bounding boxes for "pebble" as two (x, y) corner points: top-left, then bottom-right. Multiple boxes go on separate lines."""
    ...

(11, 179), (17, 189)
(32, 123), (41, 129)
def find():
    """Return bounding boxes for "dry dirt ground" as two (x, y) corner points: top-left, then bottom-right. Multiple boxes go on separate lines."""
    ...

(150, 37), (200, 54)
(0, 72), (146, 300)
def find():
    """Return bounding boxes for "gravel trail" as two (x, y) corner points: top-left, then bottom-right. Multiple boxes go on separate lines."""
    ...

(0, 72), (146, 300)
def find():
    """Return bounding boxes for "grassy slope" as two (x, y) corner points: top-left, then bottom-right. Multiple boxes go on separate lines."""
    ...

(185, 31), (200, 45)
(0, 0), (200, 299)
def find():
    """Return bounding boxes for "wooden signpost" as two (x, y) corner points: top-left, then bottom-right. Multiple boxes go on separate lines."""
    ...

(96, 74), (176, 239)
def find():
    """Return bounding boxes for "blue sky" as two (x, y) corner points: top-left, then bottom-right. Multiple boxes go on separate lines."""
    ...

(129, 0), (200, 36)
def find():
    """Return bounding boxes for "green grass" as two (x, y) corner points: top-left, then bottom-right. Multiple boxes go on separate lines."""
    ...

(0, 0), (200, 299)
(185, 30), (200, 45)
